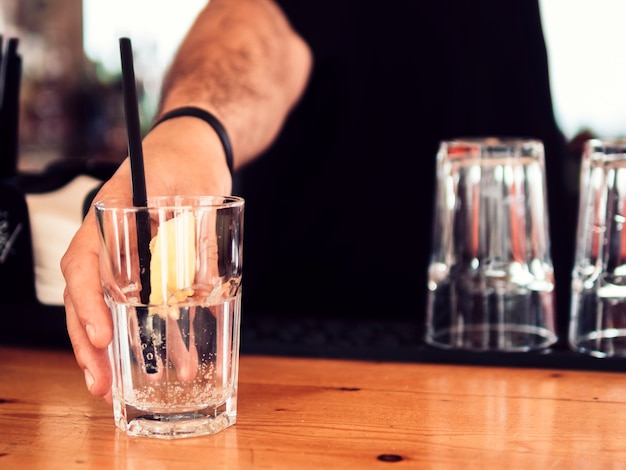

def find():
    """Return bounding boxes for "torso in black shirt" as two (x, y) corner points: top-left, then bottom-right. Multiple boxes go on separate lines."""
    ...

(233, 0), (574, 337)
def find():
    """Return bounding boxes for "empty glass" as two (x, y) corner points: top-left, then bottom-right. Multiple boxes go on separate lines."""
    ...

(425, 138), (558, 352)
(569, 139), (626, 358)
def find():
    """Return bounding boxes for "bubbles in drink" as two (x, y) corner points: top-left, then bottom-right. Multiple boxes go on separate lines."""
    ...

(108, 295), (240, 436)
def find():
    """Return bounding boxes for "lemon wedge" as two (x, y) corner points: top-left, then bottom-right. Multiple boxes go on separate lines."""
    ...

(149, 212), (196, 313)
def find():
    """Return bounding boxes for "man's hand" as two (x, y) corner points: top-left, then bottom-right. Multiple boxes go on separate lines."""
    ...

(61, 118), (232, 400)
(61, 0), (311, 400)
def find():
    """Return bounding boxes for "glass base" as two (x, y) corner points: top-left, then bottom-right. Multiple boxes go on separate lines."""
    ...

(425, 324), (557, 352)
(570, 328), (626, 358)
(114, 398), (237, 439)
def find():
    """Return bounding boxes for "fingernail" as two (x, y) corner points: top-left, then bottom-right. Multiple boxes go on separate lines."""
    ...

(83, 369), (96, 391)
(86, 323), (96, 343)
(84, 368), (95, 391)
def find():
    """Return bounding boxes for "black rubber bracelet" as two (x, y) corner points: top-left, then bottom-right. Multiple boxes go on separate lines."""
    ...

(152, 106), (234, 176)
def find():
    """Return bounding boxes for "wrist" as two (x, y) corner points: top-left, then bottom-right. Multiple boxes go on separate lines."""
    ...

(143, 117), (233, 196)
(152, 106), (234, 176)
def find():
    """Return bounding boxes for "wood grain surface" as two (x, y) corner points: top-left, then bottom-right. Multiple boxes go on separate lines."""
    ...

(2, 345), (626, 469)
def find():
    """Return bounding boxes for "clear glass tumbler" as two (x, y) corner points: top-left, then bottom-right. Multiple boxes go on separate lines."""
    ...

(425, 138), (558, 352)
(569, 139), (626, 358)
(96, 195), (244, 438)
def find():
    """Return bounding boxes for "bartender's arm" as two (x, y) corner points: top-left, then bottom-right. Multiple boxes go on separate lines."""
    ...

(61, 0), (312, 400)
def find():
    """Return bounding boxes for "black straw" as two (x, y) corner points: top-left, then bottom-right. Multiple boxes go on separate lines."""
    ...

(120, 38), (148, 207)
(0, 37), (22, 179)
(0, 35), (4, 73)
(119, 37), (158, 373)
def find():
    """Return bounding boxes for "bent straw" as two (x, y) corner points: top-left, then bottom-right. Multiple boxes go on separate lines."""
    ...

(119, 37), (158, 373)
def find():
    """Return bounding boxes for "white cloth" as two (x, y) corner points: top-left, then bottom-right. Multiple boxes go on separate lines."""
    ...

(25, 175), (102, 306)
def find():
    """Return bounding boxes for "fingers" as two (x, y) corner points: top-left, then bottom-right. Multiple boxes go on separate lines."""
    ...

(64, 287), (112, 398)
(131, 310), (199, 383)
(61, 216), (113, 398)
(62, 216), (113, 349)
(167, 312), (199, 382)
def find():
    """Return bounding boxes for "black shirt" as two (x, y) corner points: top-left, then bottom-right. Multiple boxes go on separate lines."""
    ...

(234, 1), (573, 338)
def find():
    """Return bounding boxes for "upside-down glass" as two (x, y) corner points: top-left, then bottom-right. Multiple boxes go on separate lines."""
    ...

(425, 138), (558, 351)
(96, 195), (244, 439)
(570, 139), (626, 358)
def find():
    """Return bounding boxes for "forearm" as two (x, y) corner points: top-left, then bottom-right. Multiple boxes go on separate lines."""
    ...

(158, 0), (312, 168)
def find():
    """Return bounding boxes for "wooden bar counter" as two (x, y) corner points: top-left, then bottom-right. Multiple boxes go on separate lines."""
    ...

(2, 344), (626, 469)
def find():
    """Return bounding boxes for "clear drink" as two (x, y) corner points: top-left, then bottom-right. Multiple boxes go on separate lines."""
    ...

(108, 295), (240, 438)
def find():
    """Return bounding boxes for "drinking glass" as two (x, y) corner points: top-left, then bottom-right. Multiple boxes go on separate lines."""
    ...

(96, 195), (244, 438)
(569, 139), (626, 358)
(425, 138), (558, 351)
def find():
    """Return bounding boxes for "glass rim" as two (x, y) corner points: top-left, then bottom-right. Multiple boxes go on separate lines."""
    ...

(586, 138), (626, 145)
(585, 138), (626, 155)
(441, 137), (543, 146)
(94, 195), (245, 212)
(439, 137), (545, 160)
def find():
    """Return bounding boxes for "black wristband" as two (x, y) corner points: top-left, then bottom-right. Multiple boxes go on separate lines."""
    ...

(152, 106), (234, 176)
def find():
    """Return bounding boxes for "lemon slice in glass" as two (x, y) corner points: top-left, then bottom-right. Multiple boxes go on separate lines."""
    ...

(149, 212), (196, 314)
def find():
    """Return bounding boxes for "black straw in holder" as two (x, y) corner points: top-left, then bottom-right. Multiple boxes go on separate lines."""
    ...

(0, 36), (4, 78)
(119, 37), (158, 374)
(0, 37), (22, 178)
